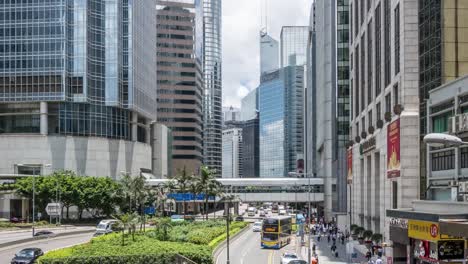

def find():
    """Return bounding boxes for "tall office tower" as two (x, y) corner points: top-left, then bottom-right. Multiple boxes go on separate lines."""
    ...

(260, 32), (279, 75)
(222, 127), (243, 178)
(156, 0), (204, 176)
(280, 26), (309, 67)
(0, 0), (157, 179)
(349, 0), (419, 247)
(418, 1), (468, 199)
(240, 88), (258, 121)
(259, 66), (304, 178)
(203, 0), (222, 176)
(242, 117), (259, 177)
(305, 3), (316, 181)
(222, 106), (241, 124)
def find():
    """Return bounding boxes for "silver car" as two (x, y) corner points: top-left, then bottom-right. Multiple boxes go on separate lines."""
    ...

(280, 252), (299, 264)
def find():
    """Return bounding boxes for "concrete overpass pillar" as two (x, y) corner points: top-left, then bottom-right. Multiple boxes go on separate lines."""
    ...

(234, 202), (239, 215)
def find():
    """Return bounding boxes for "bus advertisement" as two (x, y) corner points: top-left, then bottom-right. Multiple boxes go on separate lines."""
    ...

(261, 216), (292, 249)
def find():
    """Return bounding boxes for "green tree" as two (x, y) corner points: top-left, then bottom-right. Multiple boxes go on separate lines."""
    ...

(153, 217), (172, 241)
(197, 166), (221, 220)
(113, 213), (136, 246)
(173, 167), (193, 216)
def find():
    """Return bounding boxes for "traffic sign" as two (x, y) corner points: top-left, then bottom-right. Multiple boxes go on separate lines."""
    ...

(144, 207), (156, 215)
(45, 203), (61, 216)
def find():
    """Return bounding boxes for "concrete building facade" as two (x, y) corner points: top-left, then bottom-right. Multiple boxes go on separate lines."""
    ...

(156, 0), (204, 176)
(222, 127), (242, 178)
(0, 0), (157, 179)
(349, 0), (420, 248)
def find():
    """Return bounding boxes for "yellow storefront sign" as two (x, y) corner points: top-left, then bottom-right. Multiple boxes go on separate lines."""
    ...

(408, 220), (440, 242)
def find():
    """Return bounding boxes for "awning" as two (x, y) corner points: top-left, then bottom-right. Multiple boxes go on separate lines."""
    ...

(439, 219), (468, 238)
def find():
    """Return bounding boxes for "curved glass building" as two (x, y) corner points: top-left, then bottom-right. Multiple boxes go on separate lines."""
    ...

(0, 0), (157, 178)
(202, 0), (222, 176)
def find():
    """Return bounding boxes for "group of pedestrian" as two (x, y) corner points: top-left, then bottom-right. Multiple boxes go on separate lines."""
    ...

(310, 220), (344, 259)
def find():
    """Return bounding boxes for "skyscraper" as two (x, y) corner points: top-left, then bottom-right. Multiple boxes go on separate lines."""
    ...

(280, 26), (309, 67)
(156, 0), (204, 176)
(260, 32), (279, 75)
(259, 66), (304, 178)
(242, 117), (260, 178)
(222, 106), (241, 124)
(0, 0), (157, 179)
(240, 88), (258, 121)
(203, 0), (222, 176)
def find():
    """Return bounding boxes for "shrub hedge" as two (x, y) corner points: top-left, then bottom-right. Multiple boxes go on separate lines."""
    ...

(39, 220), (248, 264)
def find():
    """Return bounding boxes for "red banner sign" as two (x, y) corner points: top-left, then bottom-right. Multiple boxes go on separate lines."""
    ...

(347, 148), (352, 184)
(387, 119), (401, 178)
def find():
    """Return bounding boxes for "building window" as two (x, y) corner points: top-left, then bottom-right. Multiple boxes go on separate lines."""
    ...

(393, 84), (399, 107)
(376, 102), (381, 121)
(361, 117), (366, 133)
(432, 112), (452, 133)
(392, 181), (398, 209)
(367, 20), (373, 105)
(431, 150), (455, 171)
(394, 3), (400, 75)
(385, 93), (391, 114)
(354, 1), (359, 37)
(384, 0), (391, 87)
(355, 45), (360, 117)
(360, 0), (365, 27)
(16, 165), (41, 175)
(361, 35), (365, 111)
(460, 148), (468, 169)
(375, 2), (381, 97)
(350, 3), (353, 43)
(356, 122), (359, 136)
(368, 110), (373, 128)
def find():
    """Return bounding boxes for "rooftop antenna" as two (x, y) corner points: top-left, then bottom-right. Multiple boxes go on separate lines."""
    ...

(260, 0), (268, 37)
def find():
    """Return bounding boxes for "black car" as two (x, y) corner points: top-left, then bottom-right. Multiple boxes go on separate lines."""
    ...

(11, 248), (43, 264)
(234, 216), (244, 221)
(34, 230), (55, 238)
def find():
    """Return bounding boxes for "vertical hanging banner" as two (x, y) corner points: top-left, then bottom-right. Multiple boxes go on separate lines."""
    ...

(387, 119), (401, 178)
(347, 148), (353, 183)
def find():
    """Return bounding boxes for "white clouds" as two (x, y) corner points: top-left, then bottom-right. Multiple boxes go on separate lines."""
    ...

(222, 0), (311, 108)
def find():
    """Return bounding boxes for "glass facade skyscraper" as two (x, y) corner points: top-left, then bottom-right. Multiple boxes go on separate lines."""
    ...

(203, 0), (222, 176)
(280, 26), (309, 67)
(0, 0), (157, 141)
(259, 66), (304, 178)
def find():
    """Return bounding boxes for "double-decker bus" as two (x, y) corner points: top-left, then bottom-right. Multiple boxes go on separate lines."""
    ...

(261, 216), (292, 249)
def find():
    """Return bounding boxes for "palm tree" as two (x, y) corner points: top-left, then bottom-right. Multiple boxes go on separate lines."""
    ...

(197, 166), (221, 220)
(173, 167), (193, 216)
(188, 176), (200, 215)
(154, 217), (172, 241)
(128, 212), (141, 242)
(206, 180), (223, 220)
(113, 213), (137, 246)
(120, 174), (134, 212)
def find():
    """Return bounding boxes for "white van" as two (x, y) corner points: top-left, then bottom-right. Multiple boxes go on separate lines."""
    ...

(247, 207), (256, 216)
(95, 219), (119, 236)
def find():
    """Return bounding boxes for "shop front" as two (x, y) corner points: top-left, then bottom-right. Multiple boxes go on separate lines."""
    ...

(408, 220), (466, 264)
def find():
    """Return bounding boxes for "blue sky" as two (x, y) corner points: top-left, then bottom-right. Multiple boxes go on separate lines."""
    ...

(222, 0), (311, 108)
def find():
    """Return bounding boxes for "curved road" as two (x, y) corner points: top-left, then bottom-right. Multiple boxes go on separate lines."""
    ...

(216, 227), (304, 264)
(0, 233), (93, 264)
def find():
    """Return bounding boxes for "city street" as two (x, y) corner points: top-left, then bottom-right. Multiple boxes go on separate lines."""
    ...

(0, 233), (93, 264)
(216, 227), (301, 264)
(0, 226), (94, 246)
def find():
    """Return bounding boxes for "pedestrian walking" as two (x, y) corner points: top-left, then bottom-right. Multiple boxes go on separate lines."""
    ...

(366, 251), (372, 261)
(327, 234), (331, 243)
(375, 257), (383, 264)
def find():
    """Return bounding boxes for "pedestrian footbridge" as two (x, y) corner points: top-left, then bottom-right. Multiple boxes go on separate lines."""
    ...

(146, 178), (324, 203)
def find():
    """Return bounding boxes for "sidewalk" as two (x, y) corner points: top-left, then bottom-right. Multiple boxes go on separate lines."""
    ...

(299, 234), (381, 264)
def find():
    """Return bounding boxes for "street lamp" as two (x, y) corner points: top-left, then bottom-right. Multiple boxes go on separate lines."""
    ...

(17, 163), (51, 237)
(423, 133), (468, 147)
